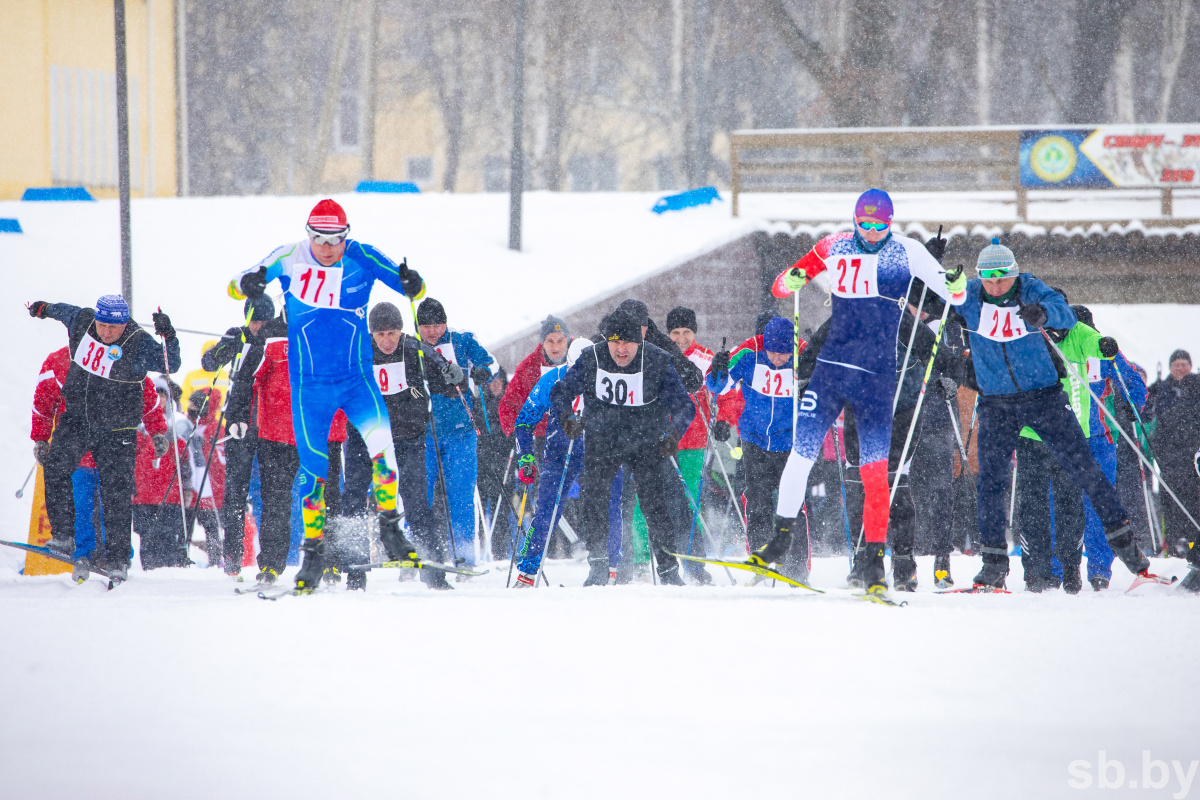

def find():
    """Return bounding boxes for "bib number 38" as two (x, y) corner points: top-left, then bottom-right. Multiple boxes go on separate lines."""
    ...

(73, 332), (113, 379)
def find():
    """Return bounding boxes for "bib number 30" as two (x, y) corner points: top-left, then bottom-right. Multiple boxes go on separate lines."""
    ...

(594, 369), (646, 407)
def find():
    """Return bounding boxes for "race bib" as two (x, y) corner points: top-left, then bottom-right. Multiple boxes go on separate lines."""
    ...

(825, 254), (880, 298)
(751, 363), (793, 398)
(1086, 357), (1102, 383)
(293, 265), (343, 308)
(594, 368), (646, 407)
(976, 306), (1030, 342)
(687, 349), (713, 372)
(571, 394), (584, 414)
(73, 332), (118, 379)
(434, 342), (458, 365)
(374, 362), (409, 395)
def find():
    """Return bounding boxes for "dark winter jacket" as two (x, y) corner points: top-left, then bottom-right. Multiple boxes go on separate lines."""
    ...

(224, 316), (285, 430)
(550, 340), (694, 455)
(373, 334), (462, 442)
(1146, 372), (1200, 463)
(44, 303), (181, 431)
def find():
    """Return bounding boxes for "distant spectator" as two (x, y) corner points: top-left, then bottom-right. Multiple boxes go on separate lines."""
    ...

(1146, 349), (1200, 554)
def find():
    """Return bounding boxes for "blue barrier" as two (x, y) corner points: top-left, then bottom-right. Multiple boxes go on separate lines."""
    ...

(0, 218), (22, 233)
(652, 186), (721, 214)
(21, 186), (96, 201)
(355, 181), (421, 194)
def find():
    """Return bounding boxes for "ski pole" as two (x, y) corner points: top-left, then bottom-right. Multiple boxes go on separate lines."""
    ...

(669, 455), (736, 585)
(1110, 361), (1165, 554)
(1040, 329), (1200, 537)
(486, 445), (516, 550)
(506, 485), (529, 587)
(1005, 455), (1019, 551)
(184, 406), (228, 563)
(945, 388), (979, 554)
(157, 308), (190, 554)
(15, 464), (35, 499)
(532, 439), (575, 587)
(890, 227), (941, 417)
(831, 418), (853, 567)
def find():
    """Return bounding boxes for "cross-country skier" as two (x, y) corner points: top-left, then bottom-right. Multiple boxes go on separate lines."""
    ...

(27, 294), (181, 582)
(231, 199), (425, 591)
(499, 315), (572, 438)
(550, 308), (695, 586)
(949, 238), (1156, 590)
(358, 301), (463, 590)
(766, 189), (965, 597)
(511, 337), (591, 586)
(416, 297), (500, 566)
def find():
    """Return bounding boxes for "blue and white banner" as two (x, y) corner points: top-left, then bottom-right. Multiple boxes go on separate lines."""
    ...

(1020, 126), (1200, 188)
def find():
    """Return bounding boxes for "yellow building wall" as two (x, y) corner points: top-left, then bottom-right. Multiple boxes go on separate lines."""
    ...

(0, 0), (177, 201)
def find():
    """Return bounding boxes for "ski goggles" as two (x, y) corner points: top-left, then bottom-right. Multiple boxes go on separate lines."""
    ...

(856, 220), (890, 232)
(306, 224), (350, 245)
(978, 267), (1017, 279)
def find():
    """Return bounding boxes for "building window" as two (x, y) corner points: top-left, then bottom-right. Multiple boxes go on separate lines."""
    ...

(482, 155), (507, 192)
(334, 40), (362, 152)
(406, 156), (434, 186)
(49, 65), (141, 189)
(568, 153), (618, 191)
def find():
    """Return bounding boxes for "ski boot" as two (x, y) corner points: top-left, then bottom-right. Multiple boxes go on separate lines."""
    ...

(656, 555), (685, 586)
(1024, 571), (1057, 593)
(683, 561), (713, 585)
(46, 533), (75, 556)
(1180, 568), (1200, 593)
(421, 569), (454, 590)
(584, 556), (610, 587)
(846, 544), (870, 590)
(933, 554), (953, 589)
(379, 510), (419, 564)
(514, 571), (536, 588)
(748, 517), (793, 569)
(1106, 521), (1174, 586)
(971, 547), (1010, 590)
(346, 570), (367, 591)
(255, 568), (279, 586)
(1089, 574), (1109, 592)
(892, 551), (918, 592)
(863, 543), (887, 594)
(322, 566), (343, 586)
(294, 538), (325, 593)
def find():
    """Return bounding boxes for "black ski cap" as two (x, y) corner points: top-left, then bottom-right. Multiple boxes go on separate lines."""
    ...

(1170, 349), (1192, 365)
(416, 298), (447, 326)
(603, 310), (643, 343)
(369, 302), (405, 333)
(616, 299), (649, 327)
(666, 306), (697, 333)
(244, 296), (275, 323)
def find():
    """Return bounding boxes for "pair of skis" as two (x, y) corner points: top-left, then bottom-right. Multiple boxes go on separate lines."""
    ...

(248, 558), (490, 600)
(0, 539), (119, 589)
(673, 552), (907, 607)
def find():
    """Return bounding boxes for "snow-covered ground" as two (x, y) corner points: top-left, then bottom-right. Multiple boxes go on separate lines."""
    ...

(2, 191), (1198, 798)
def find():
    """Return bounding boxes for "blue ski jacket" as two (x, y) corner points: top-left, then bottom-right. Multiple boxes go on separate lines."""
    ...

(706, 345), (794, 452)
(427, 328), (498, 436)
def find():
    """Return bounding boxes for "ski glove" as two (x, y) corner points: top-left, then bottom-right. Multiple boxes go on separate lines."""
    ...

(239, 266), (268, 300)
(152, 433), (170, 458)
(33, 440), (49, 465)
(153, 310), (176, 340)
(227, 422), (248, 440)
(517, 453), (538, 485)
(560, 414), (586, 439)
(924, 234), (947, 263)
(398, 259), (425, 299)
(28, 301), (49, 319)
(471, 366), (492, 386)
(440, 360), (465, 387)
(945, 264), (966, 297)
(782, 267), (808, 293)
(712, 420), (732, 442)
(658, 433), (680, 457)
(710, 349), (731, 379)
(1098, 336), (1119, 359)
(1017, 303), (1047, 329)
(938, 375), (958, 397)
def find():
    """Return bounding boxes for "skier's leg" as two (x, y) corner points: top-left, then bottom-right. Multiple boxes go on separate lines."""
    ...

(776, 364), (849, 518)
(973, 395), (1024, 586)
(580, 447), (621, 583)
(42, 419), (90, 554)
(441, 429), (479, 565)
(1051, 456), (1087, 593)
(742, 442), (778, 552)
(844, 371), (896, 546)
(90, 430), (138, 570)
(1016, 437), (1054, 589)
(887, 406), (918, 589)
(515, 434), (571, 580)
(607, 468), (624, 570)
(256, 439), (299, 574)
(71, 467), (99, 559)
(1081, 437), (1117, 584)
(220, 434), (256, 573)
(628, 448), (682, 583)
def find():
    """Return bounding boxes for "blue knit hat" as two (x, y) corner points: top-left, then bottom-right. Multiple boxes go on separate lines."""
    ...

(763, 317), (794, 354)
(95, 294), (130, 324)
(976, 237), (1018, 277)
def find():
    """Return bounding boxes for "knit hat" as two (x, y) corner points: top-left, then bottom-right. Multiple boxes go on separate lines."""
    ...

(416, 298), (447, 325)
(306, 198), (348, 233)
(567, 336), (591, 367)
(977, 237), (1018, 277)
(244, 296), (275, 323)
(666, 306), (698, 333)
(763, 317), (794, 354)
(616, 299), (650, 327)
(95, 294), (130, 324)
(369, 302), (406, 333)
(854, 188), (893, 223)
(540, 315), (570, 340)
(602, 310), (643, 343)
(1170, 349), (1192, 365)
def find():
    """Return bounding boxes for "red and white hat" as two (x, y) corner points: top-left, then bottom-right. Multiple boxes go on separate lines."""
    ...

(306, 199), (349, 233)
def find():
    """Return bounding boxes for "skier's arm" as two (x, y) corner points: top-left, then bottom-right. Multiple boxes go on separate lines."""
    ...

(1113, 352), (1147, 409)
(224, 338), (266, 426)
(414, 339), (463, 396)
(140, 378), (169, 437)
(355, 242), (426, 301)
(770, 232), (849, 298)
(499, 359), (538, 436)
(796, 320), (829, 382)
(231, 245), (295, 299)
(458, 331), (500, 384)
(514, 373), (557, 456)
(39, 302), (84, 329)
(1023, 279), (1077, 330)
(131, 327), (181, 374)
(201, 327), (247, 372)
(659, 361), (696, 438)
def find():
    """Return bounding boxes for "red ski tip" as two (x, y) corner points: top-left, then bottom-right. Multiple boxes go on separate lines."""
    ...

(1125, 571), (1179, 593)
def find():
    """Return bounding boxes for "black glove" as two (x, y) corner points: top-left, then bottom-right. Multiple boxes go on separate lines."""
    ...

(924, 233), (947, 263)
(28, 301), (49, 319)
(1017, 303), (1047, 329)
(658, 433), (680, 457)
(239, 266), (268, 299)
(152, 433), (170, 457)
(400, 263), (424, 298)
(471, 366), (492, 386)
(710, 349), (731, 378)
(712, 420), (732, 442)
(938, 375), (958, 397)
(152, 310), (176, 339)
(1098, 336), (1119, 359)
(439, 359), (465, 386)
(561, 414), (585, 439)
(33, 440), (49, 465)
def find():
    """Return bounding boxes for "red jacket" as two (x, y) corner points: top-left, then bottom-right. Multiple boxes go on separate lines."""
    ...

(33, 347), (167, 469)
(188, 388), (227, 510)
(500, 344), (561, 437)
(252, 337), (348, 445)
(133, 426), (189, 505)
(678, 342), (744, 450)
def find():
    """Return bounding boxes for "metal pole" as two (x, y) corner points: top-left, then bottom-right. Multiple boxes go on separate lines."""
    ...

(174, 0), (188, 196)
(114, 0), (133, 305)
(507, 0), (525, 251)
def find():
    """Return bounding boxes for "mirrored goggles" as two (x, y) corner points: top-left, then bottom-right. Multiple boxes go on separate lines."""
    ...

(978, 268), (1015, 280)
(306, 224), (350, 245)
(856, 220), (890, 232)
